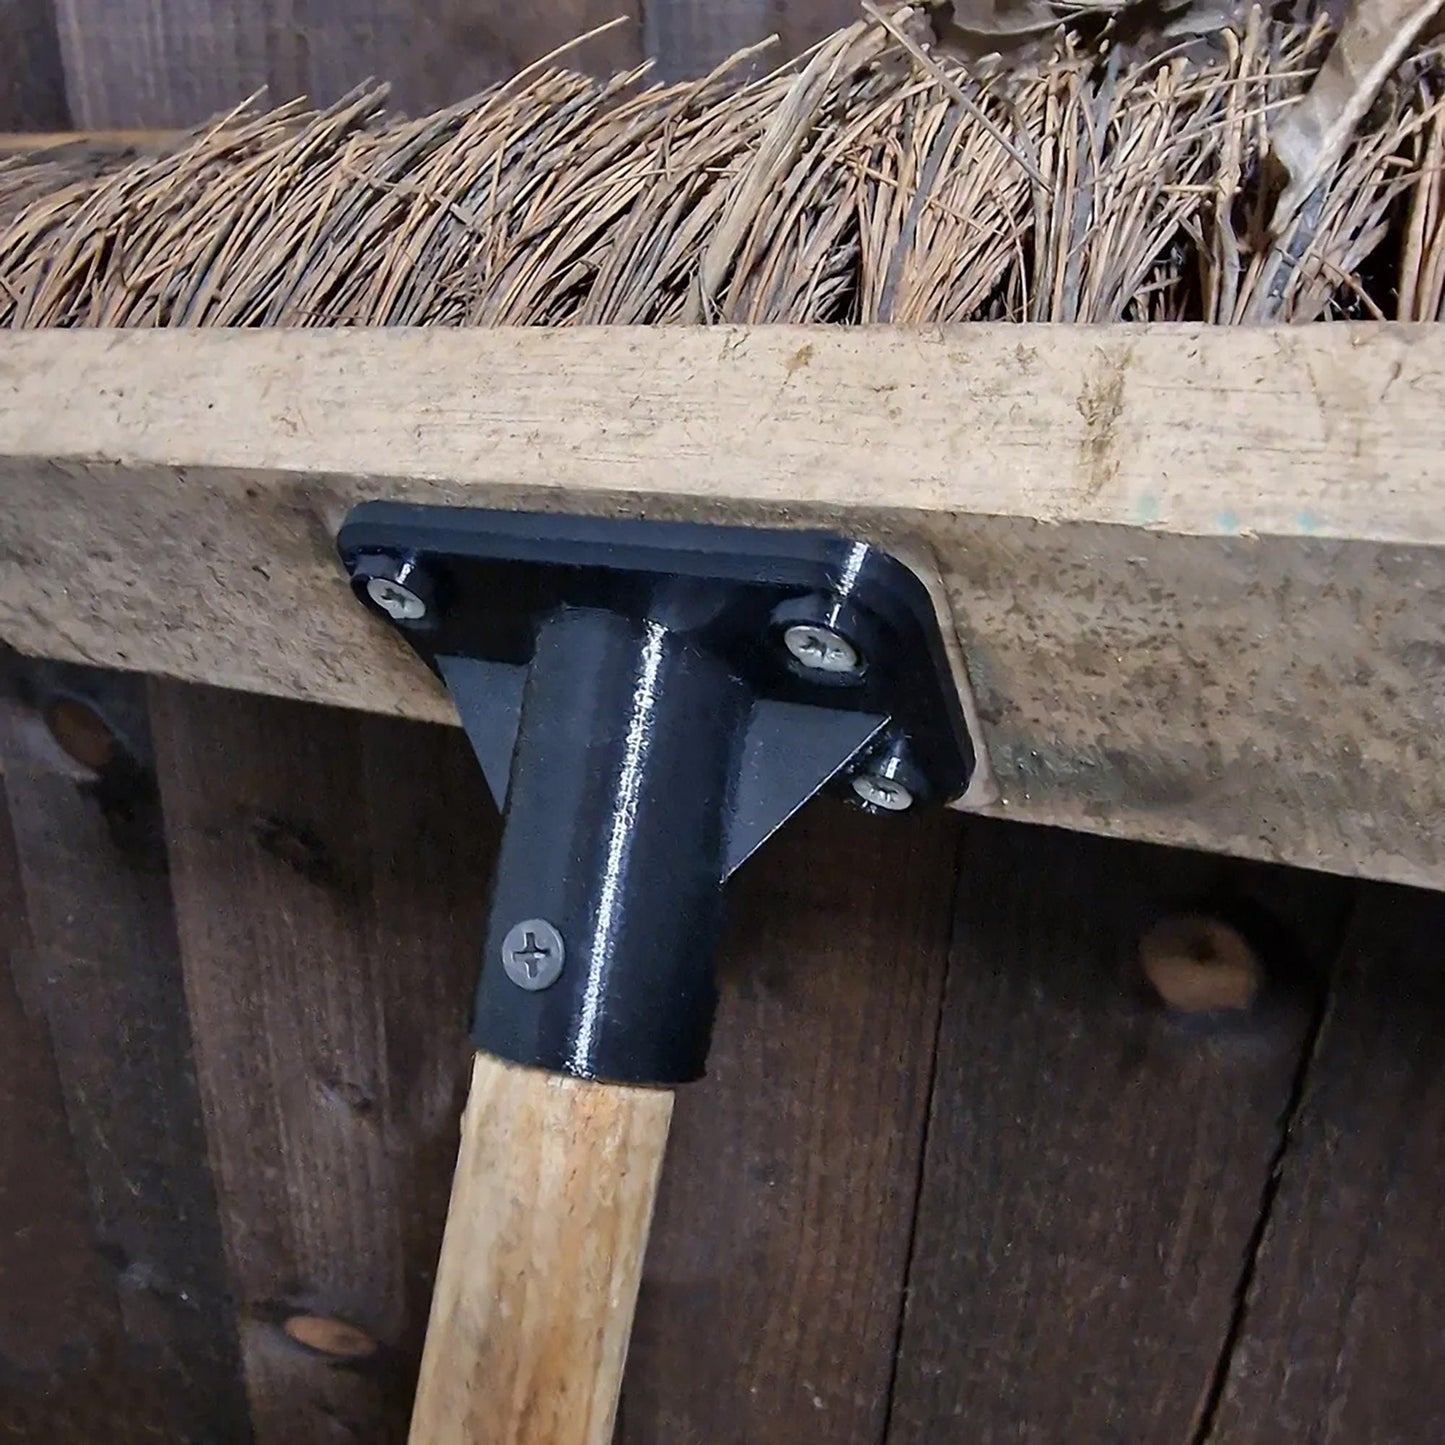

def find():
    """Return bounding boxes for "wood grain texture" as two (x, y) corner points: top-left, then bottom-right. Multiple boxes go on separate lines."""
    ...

(9, 326), (1433, 546)
(0, 671), (247, 1443)
(0, 0), (69, 130)
(1208, 883), (1445, 1444)
(0, 326), (1441, 887)
(52, 1), (642, 128)
(150, 681), (497, 1444)
(644, 0), (772, 81)
(887, 817), (1355, 1445)
(775, 0), (861, 55)
(0, 770), (150, 1439)
(400, 1), (642, 114)
(411, 1053), (672, 1445)
(623, 798), (958, 1444)
(53, 0), (268, 130)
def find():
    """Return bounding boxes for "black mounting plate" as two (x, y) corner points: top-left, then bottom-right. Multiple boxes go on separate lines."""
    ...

(337, 503), (974, 1084)
(337, 502), (974, 808)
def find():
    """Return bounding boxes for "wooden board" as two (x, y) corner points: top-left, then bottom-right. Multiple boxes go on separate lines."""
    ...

(0, 772), (153, 1439)
(148, 677), (959, 1442)
(399, 1), (643, 112)
(1208, 882), (1445, 1443)
(52, 0), (268, 131)
(0, 667), (247, 1440)
(886, 817), (1357, 1444)
(150, 681), (495, 1443)
(50, 1), (642, 130)
(643, 0), (772, 81)
(0, 0), (69, 131)
(9, 0), (830, 132)
(0, 325), (1440, 888)
(775, 0), (861, 56)
(0, 128), (171, 155)
(624, 799), (958, 1443)
(641, 0), (860, 80)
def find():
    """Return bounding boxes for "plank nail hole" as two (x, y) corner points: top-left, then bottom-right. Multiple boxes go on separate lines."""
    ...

(283, 1314), (380, 1361)
(1139, 914), (1261, 1013)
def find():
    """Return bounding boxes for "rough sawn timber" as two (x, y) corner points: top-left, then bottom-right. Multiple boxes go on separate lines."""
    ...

(0, 325), (1440, 888)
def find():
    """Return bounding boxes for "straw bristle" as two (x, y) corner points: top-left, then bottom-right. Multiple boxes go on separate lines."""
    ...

(2, 4), (1441, 328)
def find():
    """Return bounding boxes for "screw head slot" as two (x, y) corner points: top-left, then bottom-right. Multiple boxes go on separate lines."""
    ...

(849, 735), (928, 814)
(366, 576), (428, 622)
(783, 622), (863, 675)
(501, 919), (566, 991)
(348, 551), (436, 629)
(851, 773), (915, 812)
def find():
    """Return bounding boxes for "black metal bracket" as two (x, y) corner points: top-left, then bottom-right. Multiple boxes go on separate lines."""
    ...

(338, 503), (973, 1086)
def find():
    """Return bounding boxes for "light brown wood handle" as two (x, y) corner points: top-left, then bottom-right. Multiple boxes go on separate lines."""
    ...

(410, 1051), (674, 1445)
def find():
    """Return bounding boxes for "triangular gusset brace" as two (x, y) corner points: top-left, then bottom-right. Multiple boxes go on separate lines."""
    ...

(338, 504), (973, 1087)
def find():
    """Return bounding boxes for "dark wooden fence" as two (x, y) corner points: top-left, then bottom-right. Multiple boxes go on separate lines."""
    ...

(2, 4), (1444, 1441)
(4, 659), (1444, 1443)
(1, 1), (860, 131)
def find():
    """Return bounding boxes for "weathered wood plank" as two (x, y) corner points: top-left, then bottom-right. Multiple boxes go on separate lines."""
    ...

(0, 128), (170, 152)
(0, 770), (145, 1438)
(150, 681), (495, 1443)
(887, 818), (1355, 1444)
(1208, 884), (1445, 1444)
(0, 0), (69, 131)
(776, 0), (861, 56)
(401, 1), (642, 112)
(641, 0), (859, 79)
(52, 0), (268, 130)
(3, 326), (1423, 542)
(0, 325), (1440, 887)
(643, 0), (771, 81)
(624, 799), (959, 1443)
(259, 1), (643, 118)
(0, 665), (248, 1442)
(51, 2), (642, 129)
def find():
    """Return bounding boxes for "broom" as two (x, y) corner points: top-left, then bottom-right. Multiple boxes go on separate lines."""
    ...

(1, 5), (1442, 1442)
(1, 1), (1443, 327)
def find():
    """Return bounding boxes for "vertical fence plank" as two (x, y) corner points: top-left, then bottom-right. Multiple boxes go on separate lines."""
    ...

(53, 0), (267, 129)
(52, 1), (642, 129)
(151, 682), (495, 1444)
(643, 0), (861, 81)
(266, 1), (644, 117)
(1209, 884), (1445, 1444)
(621, 799), (960, 1444)
(643, 0), (772, 81)
(393, 1), (643, 114)
(0, 672), (246, 1442)
(888, 818), (1356, 1445)
(0, 0), (70, 130)
(0, 771), (141, 1439)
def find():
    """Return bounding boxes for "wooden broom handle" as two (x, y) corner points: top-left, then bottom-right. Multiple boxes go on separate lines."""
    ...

(410, 1051), (674, 1445)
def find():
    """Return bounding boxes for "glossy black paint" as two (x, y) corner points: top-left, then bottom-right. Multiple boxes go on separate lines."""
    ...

(337, 503), (974, 1085)
(476, 608), (742, 1081)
